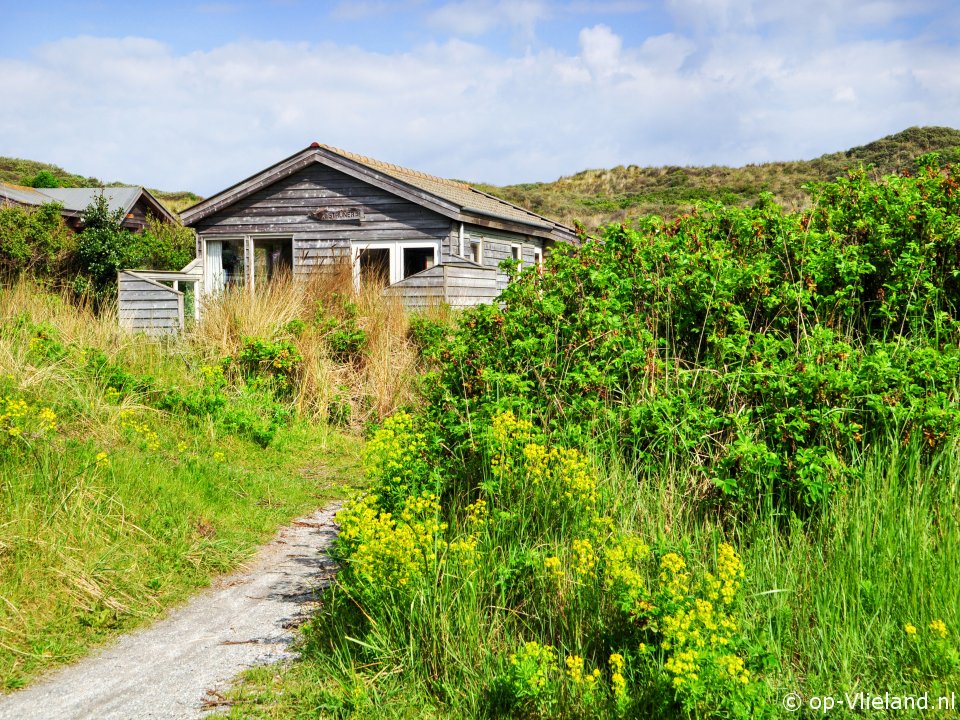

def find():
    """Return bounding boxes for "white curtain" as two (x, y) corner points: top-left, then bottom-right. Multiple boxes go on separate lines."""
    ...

(205, 241), (225, 294)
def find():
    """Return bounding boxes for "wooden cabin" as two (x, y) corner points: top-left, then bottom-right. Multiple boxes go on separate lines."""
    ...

(0, 183), (178, 231)
(179, 144), (577, 310)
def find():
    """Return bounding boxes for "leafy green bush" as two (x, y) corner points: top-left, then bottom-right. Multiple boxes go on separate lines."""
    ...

(25, 170), (60, 188)
(315, 295), (367, 364)
(417, 162), (960, 511)
(231, 336), (302, 396)
(360, 411), (436, 513)
(133, 214), (195, 271)
(0, 203), (73, 278)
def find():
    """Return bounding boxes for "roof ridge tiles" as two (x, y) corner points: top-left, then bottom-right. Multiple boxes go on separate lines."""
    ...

(315, 143), (471, 190)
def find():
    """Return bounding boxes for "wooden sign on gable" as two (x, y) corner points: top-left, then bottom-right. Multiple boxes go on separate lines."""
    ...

(309, 207), (364, 222)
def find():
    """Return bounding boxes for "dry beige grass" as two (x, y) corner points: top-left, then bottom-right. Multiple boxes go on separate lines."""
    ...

(189, 262), (430, 428)
(1, 266), (435, 431)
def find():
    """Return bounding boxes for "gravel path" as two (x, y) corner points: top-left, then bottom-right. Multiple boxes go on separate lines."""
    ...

(0, 502), (341, 720)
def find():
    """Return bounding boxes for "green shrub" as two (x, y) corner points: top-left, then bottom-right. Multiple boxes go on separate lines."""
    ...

(133, 214), (195, 271)
(315, 295), (367, 364)
(418, 161), (960, 512)
(360, 411), (435, 513)
(231, 336), (302, 396)
(25, 170), (60, 188)
(320, 410), (768, 718)
(0, 203), (73, 278)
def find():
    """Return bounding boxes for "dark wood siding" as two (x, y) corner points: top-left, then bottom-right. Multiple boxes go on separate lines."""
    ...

(195, 165), (451, 271)
(122, 198), (153, 231)
(465, 227), (546, 291)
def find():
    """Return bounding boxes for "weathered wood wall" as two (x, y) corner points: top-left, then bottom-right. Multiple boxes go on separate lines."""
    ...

(192, 163), (549, 303)
(117, 271), (184, 335)
(194, 165), (453, 274)
(462, 227), (546, 291)
(124, 199), (152, 232)
(384, 261), (498, 310)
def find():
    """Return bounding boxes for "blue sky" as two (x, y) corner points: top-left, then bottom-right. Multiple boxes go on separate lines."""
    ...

(0, 1), (957, 195)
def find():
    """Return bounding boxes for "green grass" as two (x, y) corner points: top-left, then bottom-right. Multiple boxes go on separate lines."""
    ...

(0, 419), (361, 691)
(0, 280), (365, 692)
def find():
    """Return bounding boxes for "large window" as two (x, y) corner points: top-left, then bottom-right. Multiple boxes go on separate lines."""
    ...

(352, 241), (439, 288)
(202, 236), (244, 295)
(252, 237), (293, 290)
(357, 247), (390, 286)
(202, 235), (293, 296)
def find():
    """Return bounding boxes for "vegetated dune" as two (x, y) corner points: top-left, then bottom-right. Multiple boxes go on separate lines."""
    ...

(475, 125), (960, 229)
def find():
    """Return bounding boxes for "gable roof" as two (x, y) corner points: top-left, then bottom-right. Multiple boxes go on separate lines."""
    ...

(180, 144), (577, 243)
(0, 182), (178, 225)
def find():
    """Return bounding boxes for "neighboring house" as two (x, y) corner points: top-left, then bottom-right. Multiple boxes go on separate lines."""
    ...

(179, 143), (577, 310)
(0, 182), (178, 231)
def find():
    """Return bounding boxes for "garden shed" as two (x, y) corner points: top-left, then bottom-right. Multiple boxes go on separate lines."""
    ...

(178, 143), (577, 310)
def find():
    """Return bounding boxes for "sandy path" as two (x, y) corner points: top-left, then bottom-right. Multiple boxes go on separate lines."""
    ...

(0, 502), (341, 720)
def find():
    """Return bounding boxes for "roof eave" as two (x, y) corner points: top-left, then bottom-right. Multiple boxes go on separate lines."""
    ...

(137, 188), (181, 225)
(179, 147), (319, 226)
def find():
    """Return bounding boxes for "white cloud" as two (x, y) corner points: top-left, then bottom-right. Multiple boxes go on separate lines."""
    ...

(427, 0), (549, 41)
(579, 24), (622, 77)
(0, 20), (957, 196)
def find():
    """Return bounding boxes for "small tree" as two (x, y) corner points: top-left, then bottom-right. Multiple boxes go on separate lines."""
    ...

(26, 170), (61, 188)
(74, 195), (138, 301)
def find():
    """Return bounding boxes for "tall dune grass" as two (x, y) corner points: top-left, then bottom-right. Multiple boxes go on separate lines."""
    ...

(190, 263), (432, 427)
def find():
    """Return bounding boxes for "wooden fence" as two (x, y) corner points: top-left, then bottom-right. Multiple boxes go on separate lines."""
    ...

(117, 268), (200, 334)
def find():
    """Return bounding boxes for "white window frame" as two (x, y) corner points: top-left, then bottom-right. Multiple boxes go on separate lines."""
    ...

(533, 247), (544, 267)
(200, 234), (246, 298)
(511, 243), (523, 270)
(352, 243), (393, 289)
(469, 238), (484, 265)
(351, 240), (440, 288)
(398, 241), (439, 280)
(248, 234), (295, 291)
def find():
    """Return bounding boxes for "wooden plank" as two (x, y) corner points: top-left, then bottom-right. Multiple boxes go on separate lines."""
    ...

(444, 273), (497, 285)
(119, 300), (182, 310)
(117, 308), (179, 320)
(221, 205), (449, 224)
(198, 223), (451, 240)
(118, 280), (165, 292)
(446, 287), (499, 297)
(131, 323), (178, 331)
(119, 290), (181, 301)
(385, 286), (444, 297)
(128, 317), (179, 326)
